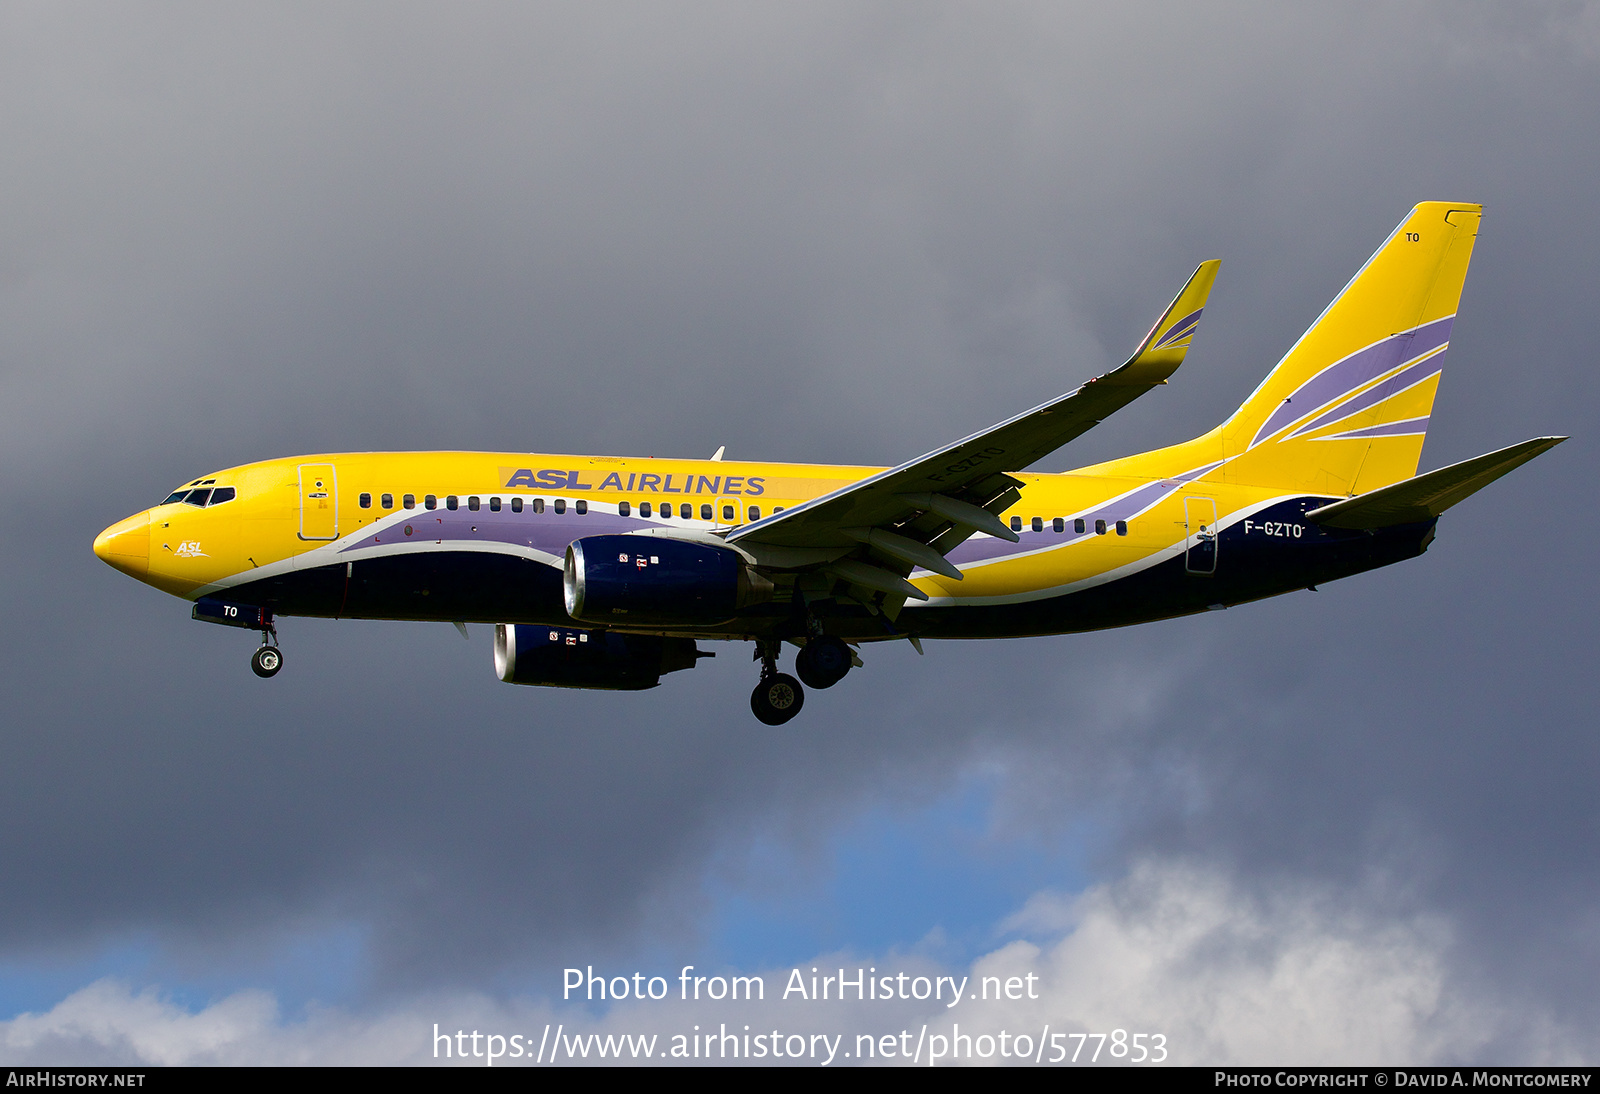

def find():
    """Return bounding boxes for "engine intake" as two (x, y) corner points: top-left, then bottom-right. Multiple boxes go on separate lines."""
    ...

(493, 624), (706, 691)
(563, 534), (772, 626)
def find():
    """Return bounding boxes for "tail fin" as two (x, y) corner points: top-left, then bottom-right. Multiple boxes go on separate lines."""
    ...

(1218, 202), (1482, 496)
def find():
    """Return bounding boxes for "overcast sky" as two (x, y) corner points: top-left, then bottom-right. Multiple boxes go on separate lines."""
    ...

(1, 1), (1596, 1066)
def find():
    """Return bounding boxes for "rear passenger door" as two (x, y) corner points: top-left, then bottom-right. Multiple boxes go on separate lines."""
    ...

(298, 464), (339, 540)
(1183, 496), (1217, 575)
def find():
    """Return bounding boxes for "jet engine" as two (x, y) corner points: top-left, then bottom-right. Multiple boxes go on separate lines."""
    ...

(563, 534), (773, 627)
(493, 623), (707, 691)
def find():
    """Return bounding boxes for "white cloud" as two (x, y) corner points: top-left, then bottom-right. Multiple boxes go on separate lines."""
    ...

(2, 859), (1585, 1066)
(986, 862), (1481, 1065)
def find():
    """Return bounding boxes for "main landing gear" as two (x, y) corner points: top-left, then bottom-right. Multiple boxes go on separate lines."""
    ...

(251, 621), (283, 679)
(749, 635), (856, 725)
(750, 638), (803, 725)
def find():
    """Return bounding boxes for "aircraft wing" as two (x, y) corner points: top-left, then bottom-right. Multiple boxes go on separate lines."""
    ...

(726, 260), (1220, 601)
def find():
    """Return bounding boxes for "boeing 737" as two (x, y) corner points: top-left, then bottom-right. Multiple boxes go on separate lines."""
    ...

(94, 202), (1563, 723)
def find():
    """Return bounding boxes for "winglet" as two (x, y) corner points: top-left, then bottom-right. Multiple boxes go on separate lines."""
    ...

(1112, 259), (1221, 384)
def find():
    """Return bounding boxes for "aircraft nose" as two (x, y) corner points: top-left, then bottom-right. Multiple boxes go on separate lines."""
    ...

(94, 512), (151, 579)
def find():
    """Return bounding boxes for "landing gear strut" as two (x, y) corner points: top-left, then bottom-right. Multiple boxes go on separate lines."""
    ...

(750, 638), (803, 725)
(251, 621), (282, 679)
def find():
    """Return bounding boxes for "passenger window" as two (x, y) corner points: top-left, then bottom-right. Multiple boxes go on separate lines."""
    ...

(773, 506), (785, 514)
(446, 496), (459, 510)
(531, 498), (545, 514)
(554, 499), (566, 514)
(403, 494), (416, 509)
(748, 505), (761, 521)
(208, 487), (236, 506)
(381, 493), (394, 509)
(185, 488), (212, 507)
(1116, 520), (1128, 536)
(722, 504), (735, 521)
(640, 501), (652, 518)
(576, 500), (588, 515)
(681, 503), (692, 519)
(1010, 516), (1023, 532)
(619, 501), (632, 516)
(700, 503), (712, 520)
(489, 497), (501, 512)
(1074, 518), (1086, 534)
(425, 495), (438, 509)
(359, 493), (372, 509)
(467, 496), (480, 511)
(1052, 517), (1064, 533)
(1095, 519), (1107, 535)
(511, 497), (523, 513)
(1031, 516), (1043, 532)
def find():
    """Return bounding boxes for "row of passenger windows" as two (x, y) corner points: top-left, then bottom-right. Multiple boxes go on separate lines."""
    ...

(1010, 515), (1128, 536)
(357, 493), (777, 523)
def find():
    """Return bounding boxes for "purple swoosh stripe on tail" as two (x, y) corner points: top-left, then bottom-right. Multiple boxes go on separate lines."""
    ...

(1249, 316), (1453, 448)
(1321, 417), (1430, 441)
(1288, 358), (1444, 439)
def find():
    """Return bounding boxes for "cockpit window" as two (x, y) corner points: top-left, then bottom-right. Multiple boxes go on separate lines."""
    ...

(163, 483), (234, 506)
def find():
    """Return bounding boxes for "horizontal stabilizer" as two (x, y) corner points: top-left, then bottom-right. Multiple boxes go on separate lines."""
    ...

(1306, 436), (1566, 529)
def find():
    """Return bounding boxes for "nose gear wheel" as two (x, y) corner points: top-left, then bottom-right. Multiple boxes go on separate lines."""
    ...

(251, 644), (283, 678)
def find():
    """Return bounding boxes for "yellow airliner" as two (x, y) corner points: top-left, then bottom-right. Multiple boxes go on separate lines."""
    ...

(94, 203), (1563, 723)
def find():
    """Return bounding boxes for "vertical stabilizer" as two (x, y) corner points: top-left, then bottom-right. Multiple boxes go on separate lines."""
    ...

(1217, 202), (1481, 496)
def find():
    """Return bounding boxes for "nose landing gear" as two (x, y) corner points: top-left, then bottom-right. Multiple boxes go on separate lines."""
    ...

(251, 642), (283, 678)
(251, 619), (282, 679)
(191, 598), (283, 679)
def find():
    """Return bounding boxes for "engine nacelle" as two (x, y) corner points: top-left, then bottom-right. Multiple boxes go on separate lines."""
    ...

(493, 623), (705, 691)
(563, 534), (772, 626)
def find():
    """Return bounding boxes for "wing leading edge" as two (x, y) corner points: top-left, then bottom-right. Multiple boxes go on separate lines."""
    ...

(727, 260), (1221, 599)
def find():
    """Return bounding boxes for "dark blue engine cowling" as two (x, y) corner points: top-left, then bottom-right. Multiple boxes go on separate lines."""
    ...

(564, 534), (762, 626)
(494, 624), (704, 691)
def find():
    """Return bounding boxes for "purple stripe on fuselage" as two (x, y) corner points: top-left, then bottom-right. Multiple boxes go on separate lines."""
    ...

(1322, 417), (1430, 440)
(339, 507), (661, 559)
(1250, 316), (1453, 448)
(1288, 357), (1444, 439)
(938, 464), (1221, 570)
